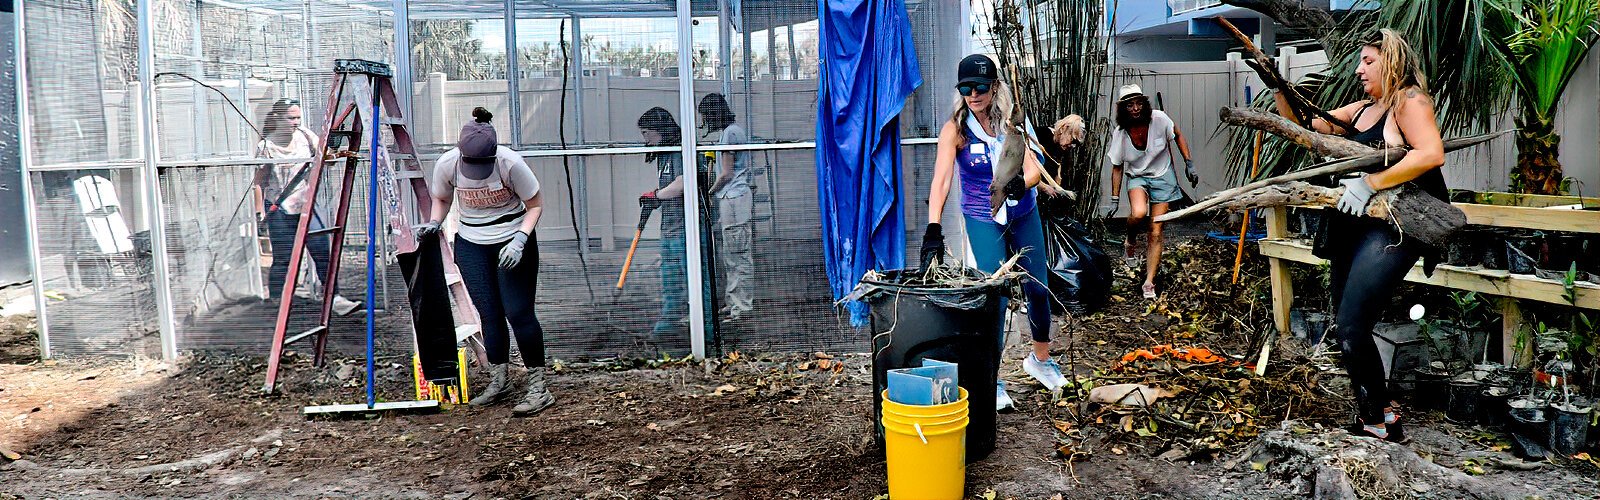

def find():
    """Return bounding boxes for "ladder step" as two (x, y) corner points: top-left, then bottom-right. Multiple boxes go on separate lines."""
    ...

(285, 325), (328, 346)
(307, 226), (342, 237)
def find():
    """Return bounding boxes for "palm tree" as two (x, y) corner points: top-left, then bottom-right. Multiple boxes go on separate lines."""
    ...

(1486, 0), (1600, 194)
(410, 20), (487, 80)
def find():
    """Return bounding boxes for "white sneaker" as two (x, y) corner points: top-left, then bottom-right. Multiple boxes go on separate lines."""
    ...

(996, 380), (1016, 413)
(331, 295), (364, 316)
(1023, 354), (1069, 392)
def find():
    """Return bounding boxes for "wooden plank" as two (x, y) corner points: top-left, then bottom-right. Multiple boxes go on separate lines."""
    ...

(1258, 239), (1600, 309)
(1469, 192), (1600, 208)
(1456, 203), (1600, 234)
(1499, 298), (1528, 368)
(1265, 207), (1293, 334)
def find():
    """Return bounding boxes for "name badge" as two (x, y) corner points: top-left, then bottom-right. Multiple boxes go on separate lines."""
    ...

(969, 143), (985, 155)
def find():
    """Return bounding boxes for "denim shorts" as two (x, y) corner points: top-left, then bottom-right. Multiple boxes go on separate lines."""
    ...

(1126, 168), (1183, 204)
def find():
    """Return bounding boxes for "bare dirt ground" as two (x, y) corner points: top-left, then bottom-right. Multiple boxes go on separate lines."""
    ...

(2, 237), (1597, 499)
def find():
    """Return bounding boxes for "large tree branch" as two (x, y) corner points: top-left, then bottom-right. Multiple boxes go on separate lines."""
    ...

(1214, 16), (1353, 132)
(1219, 0), (1336, 42)
(1155, 130), (1509, 224)
(1220, 107), (1370, 158)
(1209, 181), (1466, 248)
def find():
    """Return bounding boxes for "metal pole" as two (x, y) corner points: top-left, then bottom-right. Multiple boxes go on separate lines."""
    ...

(676, 0), (707, 360)
(718, 0), (732, 99)
(190, 3), (208, 157)
(137, 0), (181, 361)
(570, 15), (589, 248)
(739, 1), (751, 123)
(505, 0), (522, 147)
(392, 0), (413, 121)
(14, 3), (51, 359)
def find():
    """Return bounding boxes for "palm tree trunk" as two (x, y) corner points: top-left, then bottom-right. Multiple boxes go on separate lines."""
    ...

(1513, 114), (1564, 195)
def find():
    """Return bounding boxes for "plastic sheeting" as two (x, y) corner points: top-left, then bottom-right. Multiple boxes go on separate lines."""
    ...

(815, 0), (921, 325)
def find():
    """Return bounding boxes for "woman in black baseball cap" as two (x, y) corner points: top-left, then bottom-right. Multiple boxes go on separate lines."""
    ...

(922, 54), (1070, 412)
(414, 107), (553, 415)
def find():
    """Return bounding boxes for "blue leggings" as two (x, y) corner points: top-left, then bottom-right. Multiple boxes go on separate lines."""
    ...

(964, 209), (1053, 344)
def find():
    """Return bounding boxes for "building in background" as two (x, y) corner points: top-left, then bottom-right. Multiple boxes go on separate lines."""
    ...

(1107, 0), (1377, 62)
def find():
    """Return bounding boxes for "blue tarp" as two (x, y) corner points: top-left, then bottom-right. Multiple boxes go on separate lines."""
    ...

(816, 0), (922, 325)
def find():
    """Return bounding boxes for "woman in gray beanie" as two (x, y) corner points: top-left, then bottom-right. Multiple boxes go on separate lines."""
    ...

(414, 107), (552, 415)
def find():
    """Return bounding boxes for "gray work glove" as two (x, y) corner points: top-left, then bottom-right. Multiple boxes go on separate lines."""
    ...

(1337, 175), (1377, 216)
(413, 220), (441, 238)
(1184, 159), (1199, 187)
(499, 231), (529, 269)
(1105, 195), (1121, 218)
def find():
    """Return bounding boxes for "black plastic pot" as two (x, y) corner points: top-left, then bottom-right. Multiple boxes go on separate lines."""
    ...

(1448, 378), (1483, 424)
(1445, 231), (1481, 267)
(1542, 233), (1584, 273)
(1305, 313), (1330, 344)
(1506, 234), (1541, 275)
(1479, 386), (1512, 427)
(1411, 367), (1452, 411)
(1297, 208), (1323, 238)
(1547, 403), (1591, 457)
(1480, 231), (1509, 270)
(864, 269), (1008, 463)
(1509, 398), (1549, 436)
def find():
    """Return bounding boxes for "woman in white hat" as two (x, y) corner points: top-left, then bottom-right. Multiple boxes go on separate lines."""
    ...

(1104, 84), (1197, 300)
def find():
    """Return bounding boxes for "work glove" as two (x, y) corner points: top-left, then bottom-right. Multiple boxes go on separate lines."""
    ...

(1003, 176), (1028, 201)
(498, 230), (529, 269)
(412, 220), (441, 238)
(1105, 195), (1121, 218)
(920, 223), (946, 269)
(1184, 159), (1199, 187)
(639, 190), (662, 210)
(1337, 175), (1377, 216)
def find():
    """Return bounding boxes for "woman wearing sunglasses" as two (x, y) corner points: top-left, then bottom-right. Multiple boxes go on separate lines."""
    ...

(922, 54), (1069, 411)
(1104, 84), (1196, 300)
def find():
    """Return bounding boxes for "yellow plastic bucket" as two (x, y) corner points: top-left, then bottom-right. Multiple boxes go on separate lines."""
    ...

(880, 387), (969, 499)
(882, 414), (968, 499)
(880, 388), (970, 419)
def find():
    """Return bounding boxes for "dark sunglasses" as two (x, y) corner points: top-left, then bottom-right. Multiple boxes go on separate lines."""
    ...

(956, 83), (991, 96)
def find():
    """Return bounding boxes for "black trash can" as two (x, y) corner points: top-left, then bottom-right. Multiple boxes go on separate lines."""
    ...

(860, 269), (1011, 463)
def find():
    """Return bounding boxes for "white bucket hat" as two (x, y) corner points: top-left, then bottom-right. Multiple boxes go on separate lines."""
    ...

(1117, 84), (1145, 102)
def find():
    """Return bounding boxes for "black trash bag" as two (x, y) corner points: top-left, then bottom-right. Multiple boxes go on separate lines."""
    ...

(1043, 217), (1111, 315)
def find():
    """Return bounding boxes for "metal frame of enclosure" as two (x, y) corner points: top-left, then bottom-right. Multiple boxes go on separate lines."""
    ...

(16, 0), (971, 362)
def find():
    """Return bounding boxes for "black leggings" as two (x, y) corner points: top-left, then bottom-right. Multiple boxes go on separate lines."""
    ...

(454, 236), (546, 368)
(1328, 222), (1419, 425)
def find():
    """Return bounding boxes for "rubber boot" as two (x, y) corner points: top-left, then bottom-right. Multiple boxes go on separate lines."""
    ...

(469, 364), (509, 406)
(512, 367), (555, 415)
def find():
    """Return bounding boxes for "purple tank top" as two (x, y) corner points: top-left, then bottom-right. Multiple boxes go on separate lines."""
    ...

(956, 122), (1036, 221)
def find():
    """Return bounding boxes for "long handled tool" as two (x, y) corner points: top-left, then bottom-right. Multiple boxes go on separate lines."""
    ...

(615, 206), (658, 289)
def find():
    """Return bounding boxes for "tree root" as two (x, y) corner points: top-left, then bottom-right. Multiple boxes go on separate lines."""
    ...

(8, 430), (281, 477)
(1239, 421), (1539, 500)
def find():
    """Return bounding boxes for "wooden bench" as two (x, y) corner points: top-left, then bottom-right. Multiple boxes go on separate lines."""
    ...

(1260, 194), (1600, 366)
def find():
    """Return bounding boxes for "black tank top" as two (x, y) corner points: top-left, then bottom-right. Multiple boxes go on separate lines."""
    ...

(1345, 103), (1448, 201)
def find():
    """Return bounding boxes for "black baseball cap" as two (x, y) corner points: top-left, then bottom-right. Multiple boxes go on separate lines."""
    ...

(457, 121), (498, 165)
(957, 54), (997, 86)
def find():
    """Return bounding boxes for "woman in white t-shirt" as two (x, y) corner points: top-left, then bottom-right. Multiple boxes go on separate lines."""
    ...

(1104, 84), (1198, 300)
(254, 98), (361, 316)
(414, 108), (552, 415)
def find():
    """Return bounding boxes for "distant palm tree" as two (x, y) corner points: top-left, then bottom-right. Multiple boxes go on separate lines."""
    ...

(1486, 0), (1600, 194)
(410, 20), (487, 80)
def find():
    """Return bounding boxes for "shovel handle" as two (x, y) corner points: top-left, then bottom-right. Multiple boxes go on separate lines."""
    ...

(616, 228), (644, 289)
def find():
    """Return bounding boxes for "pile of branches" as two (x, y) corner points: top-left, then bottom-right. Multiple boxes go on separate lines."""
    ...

(1051, 343), (1347, 463)
(1048, 239), (1350, 462)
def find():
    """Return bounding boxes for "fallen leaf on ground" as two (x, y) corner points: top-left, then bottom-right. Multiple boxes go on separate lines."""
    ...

(711, 384), (738, 396)
(646, 423), (660, 431)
